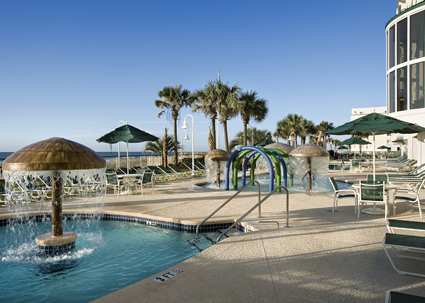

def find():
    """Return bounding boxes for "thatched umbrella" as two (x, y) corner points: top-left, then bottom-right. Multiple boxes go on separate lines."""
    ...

(3, 137), (105, 254)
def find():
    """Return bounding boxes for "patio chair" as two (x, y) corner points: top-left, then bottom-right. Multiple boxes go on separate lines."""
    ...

(169, 164), (193, 177)
(329, 177), (357, 216)
(385, 290), (425, 302)
(367, 174), (389, 184)
(181, 160), (205, 176)
(195, 158), (206, 169)
(389, 168), (425, 183)
(384, 219), (425, 278)
(139, 169), (155, 194)
(146, 165), (173, 182)
(358, 181), (387, 220)
(394, 178), (425, 220)
(391, 163), (425, 177)
(116, 167), (128, 175)
(106, 172), (122, 195)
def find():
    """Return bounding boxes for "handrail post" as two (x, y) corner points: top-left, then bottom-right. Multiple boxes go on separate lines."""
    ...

(256, 181), (261, 218)
(281, 185), (290, 228)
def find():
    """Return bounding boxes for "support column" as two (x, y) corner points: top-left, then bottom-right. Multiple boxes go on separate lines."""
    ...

(51, 171), (63, 237)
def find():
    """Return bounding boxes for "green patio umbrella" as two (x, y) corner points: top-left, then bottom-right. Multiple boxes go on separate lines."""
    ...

(340, 137), (370, 146)
(378, 145), (391, 150)
(97, 124), (159, 173)
(340, 136), (371, 157)
(329, 113), (425, 180)
(392, 138), (406, 145)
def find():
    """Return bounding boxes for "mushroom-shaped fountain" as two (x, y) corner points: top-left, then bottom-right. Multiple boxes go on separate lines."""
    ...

(2, 137), (106, 255)
(205, 149), (229, 188)
(289, 144), (329, 193)
(265, 143), (293, 156)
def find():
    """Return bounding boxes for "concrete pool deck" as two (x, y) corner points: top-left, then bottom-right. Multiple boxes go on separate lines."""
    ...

(2, 178), (425, 302)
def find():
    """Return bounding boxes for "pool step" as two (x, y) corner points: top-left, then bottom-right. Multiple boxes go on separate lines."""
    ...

(188, 227), (240, 251)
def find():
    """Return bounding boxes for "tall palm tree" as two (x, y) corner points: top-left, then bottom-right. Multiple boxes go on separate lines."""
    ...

(315, 121), (334, 148)
(193, 82), (218, 150)
(230, 128), (273, 149)
(216, 81), (240, 152)
(237, 91), (268, 146)
(155, 85), (193, 164)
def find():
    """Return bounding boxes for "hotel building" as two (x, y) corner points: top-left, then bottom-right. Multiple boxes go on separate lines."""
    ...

(385, 0), (425, 164)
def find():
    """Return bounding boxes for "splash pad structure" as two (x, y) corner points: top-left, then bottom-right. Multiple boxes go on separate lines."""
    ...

(289, 144), (329, 193)
(205, 149), (229, 188)
(225, 145), (289, 192)
(2, 138), (106, 255)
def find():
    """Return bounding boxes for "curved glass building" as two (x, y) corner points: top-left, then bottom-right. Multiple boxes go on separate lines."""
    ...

(386, 0), (425, 164)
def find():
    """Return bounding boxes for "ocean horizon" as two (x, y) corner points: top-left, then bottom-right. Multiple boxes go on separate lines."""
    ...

(0, 151), (160, 162)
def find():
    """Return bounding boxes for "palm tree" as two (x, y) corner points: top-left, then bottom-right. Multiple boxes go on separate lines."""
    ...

(230, 128), (273, 149)
(216, 81), (240, 152)
(315, 121), (334, 148)
(155, 85), (193, 164)
(145, 134), (178, 166)
(193, 82), (218, 150)
(275, 119), (291, 143)
(300, 119), (316, 145)
(275, 114), (304, 147)
(237, 91), (268, 146)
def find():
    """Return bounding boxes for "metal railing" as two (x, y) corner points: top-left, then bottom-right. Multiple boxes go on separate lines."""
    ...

(192, 183), (290, 247)
(194, 182), (261, 239)
(216, 191), (274, 242)
(216, 185), (290, 242)
(281, 185), (290, 228)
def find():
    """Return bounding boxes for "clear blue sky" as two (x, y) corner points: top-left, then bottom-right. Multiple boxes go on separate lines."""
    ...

(0, 0), (395, 152)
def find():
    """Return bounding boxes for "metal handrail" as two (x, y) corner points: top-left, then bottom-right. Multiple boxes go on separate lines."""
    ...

(281, 185), (290, 228)
(216, 185), (290, 242)
(216, 191), (274, 242)
(194, 182), (261, 238)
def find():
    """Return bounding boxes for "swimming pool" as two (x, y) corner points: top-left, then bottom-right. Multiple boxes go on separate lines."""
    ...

(0, 218), (208, 303)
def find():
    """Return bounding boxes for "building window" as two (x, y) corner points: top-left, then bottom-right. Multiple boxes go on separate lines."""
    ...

(398, 18), (408, 64)
(411, 62), (425, 109)
(411, 10), (425, 60)
(389, 25), (396, 68)
(389, 71), (395, 112)
(397, 67), (408, 111)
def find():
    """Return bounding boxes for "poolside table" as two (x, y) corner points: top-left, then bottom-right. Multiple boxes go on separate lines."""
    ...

(117, 174), (143, 194)
(352, 183), (399, 217)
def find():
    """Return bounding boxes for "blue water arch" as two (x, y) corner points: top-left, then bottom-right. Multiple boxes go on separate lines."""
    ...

(240, 149), (288, 190)
(225, 146), (276, 192)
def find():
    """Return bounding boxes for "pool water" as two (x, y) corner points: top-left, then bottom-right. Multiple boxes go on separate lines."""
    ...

(199, 175), (352, 193)
(0, 219), (206, 303)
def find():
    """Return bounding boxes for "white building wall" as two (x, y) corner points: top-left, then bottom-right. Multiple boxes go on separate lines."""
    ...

(390, 108), (425, 164)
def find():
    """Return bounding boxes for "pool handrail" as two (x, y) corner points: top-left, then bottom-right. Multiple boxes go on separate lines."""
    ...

(194, 182), (261, 239)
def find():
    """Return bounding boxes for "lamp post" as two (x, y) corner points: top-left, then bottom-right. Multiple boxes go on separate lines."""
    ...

(182, 114), (195, 176)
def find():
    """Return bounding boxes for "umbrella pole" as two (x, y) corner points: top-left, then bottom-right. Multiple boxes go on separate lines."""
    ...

(117, 143), (120, 170)
(126, 142), (129, 174)
(373, 133), (376, 182)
